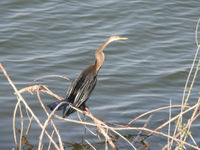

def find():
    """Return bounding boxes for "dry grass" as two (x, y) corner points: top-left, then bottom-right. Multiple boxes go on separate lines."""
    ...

(1, 18), (200, 150)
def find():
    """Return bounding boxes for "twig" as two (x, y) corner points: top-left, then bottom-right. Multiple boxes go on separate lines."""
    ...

(134, 115), (152, 142)
(149, 102), (198, 136)
(85, 139), (97, 150)
(19, 85), (64, 101)
(48, 131), (55, 150)
(31, 74), (70, 85)
(13, 98), (20, 149)
(182, 98), (200, 145)
(128, 105), (188, 126)
(36, 88), (64, 150)
(167, 98), (172, 150)
(38, 102), (66, 150)
(19, 104), (23, 150)
(195, 18), (200, 46)
(26, 116), (33, 135)
(0, 63), (60, 150)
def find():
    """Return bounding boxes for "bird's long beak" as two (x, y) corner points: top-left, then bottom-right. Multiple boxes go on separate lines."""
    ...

(118, 37), (128, 40)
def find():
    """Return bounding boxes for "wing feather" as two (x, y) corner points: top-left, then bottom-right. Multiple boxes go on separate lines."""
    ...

(66, 72), (97, 107)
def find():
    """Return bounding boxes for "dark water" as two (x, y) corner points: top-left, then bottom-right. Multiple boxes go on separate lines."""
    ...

(0, 0), (200, 149)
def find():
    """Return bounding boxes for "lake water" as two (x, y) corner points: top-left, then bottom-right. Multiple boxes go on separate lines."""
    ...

(0, 0), (200, 149)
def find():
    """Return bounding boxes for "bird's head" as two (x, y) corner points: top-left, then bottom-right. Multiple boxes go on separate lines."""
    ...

(107, 35), (128, 44)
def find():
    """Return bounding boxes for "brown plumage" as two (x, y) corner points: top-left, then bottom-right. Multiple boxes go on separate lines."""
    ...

(47, 35), (127, 117)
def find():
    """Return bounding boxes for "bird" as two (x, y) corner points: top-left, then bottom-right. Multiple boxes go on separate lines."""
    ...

(47, 35), (127, 117)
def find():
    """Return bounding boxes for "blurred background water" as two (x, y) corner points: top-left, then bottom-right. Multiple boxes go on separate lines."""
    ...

(0, 0), (200, 149)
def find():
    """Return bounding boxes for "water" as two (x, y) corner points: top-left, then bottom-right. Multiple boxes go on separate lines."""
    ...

(0, 0), (200, 149)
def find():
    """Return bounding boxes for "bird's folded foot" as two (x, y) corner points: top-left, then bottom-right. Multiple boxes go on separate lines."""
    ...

(83, 107), (91, 115)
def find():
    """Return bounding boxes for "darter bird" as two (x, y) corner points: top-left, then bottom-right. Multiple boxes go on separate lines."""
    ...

(47, 35), (127, 117)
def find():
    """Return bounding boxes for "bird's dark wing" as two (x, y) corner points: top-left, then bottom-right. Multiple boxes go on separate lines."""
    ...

(64, 72), (97, 117)
(66, 72), (97, 108)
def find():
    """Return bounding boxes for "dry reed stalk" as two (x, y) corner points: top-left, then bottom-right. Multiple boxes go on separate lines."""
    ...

(1, 58), (200, 149)
(77, 112), (98, 139)
(0, 63), (61, 150)
(38, 102), (65, 150)
(19, 85), (64, 101)
(19, 103), (23, 150)
(195, 18), (200, 47)
(69, 106), (119, 150)
(36, 88), (64, 150)
(2, 18), (200, 150)
(167, 99), (172, 150)
(47, 130), (55, 150)
(179, 97), (200, 148)
(153, 102), (198, 134)
(85, 109), (118, 150)
(128, 105), (189, 126)
(30, 85), (123, 149)
(155, 97), (200, 149)
(112, 127), (199, 150)
(31, 74), (70, 84)
(85, 139), (97, 150)
(52, 103), (199, 149)
(167, 18), (200, 149)
(13, 99), (20, 149)
(26, 116), (33, 135)
(173, 18), (200, 149)
(51, 104), (137, 150)
(180, 18), (200, 121)
(2, 61), (200, 149)
(134, 115), (152, 143)
(20, 85), (63, 148)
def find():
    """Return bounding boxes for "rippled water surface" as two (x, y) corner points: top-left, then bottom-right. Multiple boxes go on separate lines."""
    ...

(0, 0), (200, 149)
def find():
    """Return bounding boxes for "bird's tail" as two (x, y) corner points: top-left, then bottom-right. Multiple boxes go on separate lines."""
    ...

(47, 99), (68, 111)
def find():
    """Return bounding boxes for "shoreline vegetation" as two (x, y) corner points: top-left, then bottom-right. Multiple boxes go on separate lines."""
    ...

(1, 18), (200, 150)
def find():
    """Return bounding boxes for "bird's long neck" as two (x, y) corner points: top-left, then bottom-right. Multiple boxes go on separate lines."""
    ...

(94, 39), (111, 72)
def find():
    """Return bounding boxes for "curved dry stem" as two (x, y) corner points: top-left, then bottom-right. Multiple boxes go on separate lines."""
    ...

(85, 139), (97, 150)
(19, 103), (23, 150)
(26, 116), (33, 135)
(128, 105), (189, 126)
(167, 99), (172, 150)
(31, 74), (70, 85)
(170, 19), (200, 148)
(36, 88), (64, 150)
(13, 98), (20, 149)
(2, 22), (200, 149)
(195, 18), (200, 46)
(19, 85), (64, 101)
(55, 105), (136, 150)
(0, 63), (60, 150)
(53, 111), (199, 150)
(182, 98), (200, 145)
(149, 101), (199, 138)
(113, 127), (199, 150)
(38, 102), (66, 150)
(48, 131), (55, 150)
